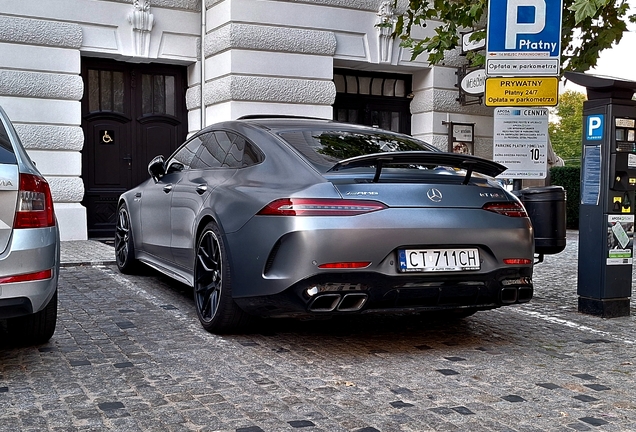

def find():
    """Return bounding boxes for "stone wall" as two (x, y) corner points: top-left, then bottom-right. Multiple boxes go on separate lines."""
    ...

(0, 14), (86, 240)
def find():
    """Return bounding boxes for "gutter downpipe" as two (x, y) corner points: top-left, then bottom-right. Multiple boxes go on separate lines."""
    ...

(200, 0), (206, 129)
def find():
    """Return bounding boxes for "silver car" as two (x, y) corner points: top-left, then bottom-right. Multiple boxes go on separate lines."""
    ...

(0, 106), (59, 344)
(116, 117), (534, 334)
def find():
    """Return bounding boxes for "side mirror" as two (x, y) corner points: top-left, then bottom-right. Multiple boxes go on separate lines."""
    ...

(148, 155), (166, 182)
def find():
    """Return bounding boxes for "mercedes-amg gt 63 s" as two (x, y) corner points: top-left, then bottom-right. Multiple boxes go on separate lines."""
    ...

(115, 117), (534, 333)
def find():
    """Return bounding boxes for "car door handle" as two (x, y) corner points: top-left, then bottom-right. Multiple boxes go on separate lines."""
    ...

(163, 184), (173, 193)
(196, 184), (208, 195)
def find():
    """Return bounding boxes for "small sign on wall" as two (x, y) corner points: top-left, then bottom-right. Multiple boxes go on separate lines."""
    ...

(444, 122), (475, 155)
(101, 130), (115, 144)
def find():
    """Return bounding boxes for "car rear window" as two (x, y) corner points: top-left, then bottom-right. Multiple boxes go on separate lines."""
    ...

(277, 129), (438, 167)
(0, 120), (16, 164)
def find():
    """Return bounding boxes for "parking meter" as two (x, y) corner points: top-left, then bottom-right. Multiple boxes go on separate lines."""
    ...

(564, 72), (636, 317)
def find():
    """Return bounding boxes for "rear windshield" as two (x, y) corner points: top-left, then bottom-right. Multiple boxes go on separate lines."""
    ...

(277, 129), (438, 168)
(0, 119), (16, 164)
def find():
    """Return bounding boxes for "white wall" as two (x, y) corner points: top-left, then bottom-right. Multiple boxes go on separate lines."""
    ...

(0, 0), (200, 240)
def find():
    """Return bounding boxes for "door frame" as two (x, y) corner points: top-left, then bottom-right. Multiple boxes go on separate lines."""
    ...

(80, 57), (188, 238)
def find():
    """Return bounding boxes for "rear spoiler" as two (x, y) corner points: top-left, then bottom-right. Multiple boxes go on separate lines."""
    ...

(327, 151), (507, 184)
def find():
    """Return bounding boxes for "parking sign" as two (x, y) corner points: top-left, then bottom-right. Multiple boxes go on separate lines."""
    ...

(585, 115), (605, 141)
(486, 0), (563, 76)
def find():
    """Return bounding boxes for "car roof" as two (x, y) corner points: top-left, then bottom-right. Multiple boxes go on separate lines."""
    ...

(234, 116), (394, 134)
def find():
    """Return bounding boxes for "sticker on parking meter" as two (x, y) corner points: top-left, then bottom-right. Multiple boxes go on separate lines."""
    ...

(581, 146), (601, 205)
(607, 215), (634, 265)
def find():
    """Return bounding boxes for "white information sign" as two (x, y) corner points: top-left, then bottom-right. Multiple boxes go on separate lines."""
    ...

(453, 124), (474, 142)
(460, 69), (486, 95)
(493, 107), (548, 179)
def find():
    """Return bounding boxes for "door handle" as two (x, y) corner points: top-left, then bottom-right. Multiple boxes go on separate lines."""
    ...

(163, 184), (173, 193)
(123, 154), (132, 170)
(196, 184), (208, 195)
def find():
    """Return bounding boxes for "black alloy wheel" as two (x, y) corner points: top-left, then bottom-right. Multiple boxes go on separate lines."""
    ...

(194, 222), (250, 333)
(115, 203), (139, 274)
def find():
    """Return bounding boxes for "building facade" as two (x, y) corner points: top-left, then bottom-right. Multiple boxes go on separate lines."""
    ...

(0, 0), (494, 240)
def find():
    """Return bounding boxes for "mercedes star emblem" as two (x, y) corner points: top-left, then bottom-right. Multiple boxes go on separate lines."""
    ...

(427, 188), (443, 202)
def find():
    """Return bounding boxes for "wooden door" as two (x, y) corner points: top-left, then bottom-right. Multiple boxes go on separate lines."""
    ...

(81, 58), (187, 237)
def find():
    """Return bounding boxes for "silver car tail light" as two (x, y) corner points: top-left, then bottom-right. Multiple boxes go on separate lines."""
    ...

(14, 173), (56, 228)
(257, 198), (387, 216)
(482, 201), (528, 218)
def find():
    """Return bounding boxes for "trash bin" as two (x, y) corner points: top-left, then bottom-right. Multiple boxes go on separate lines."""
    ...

(516, 186), (567, 255)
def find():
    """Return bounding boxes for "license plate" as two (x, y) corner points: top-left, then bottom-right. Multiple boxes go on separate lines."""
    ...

(398, 248), (480, 272)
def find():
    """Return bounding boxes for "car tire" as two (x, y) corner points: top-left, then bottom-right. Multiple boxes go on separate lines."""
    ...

(115, 203), (140, 274)
(194, 221), (251, 334)
(7, 289), (57, 345)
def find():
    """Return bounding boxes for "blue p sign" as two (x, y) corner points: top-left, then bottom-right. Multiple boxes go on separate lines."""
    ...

(487, 0), (563, 57)
(505, 0), (546, 49)
(586, 115), (604, 141)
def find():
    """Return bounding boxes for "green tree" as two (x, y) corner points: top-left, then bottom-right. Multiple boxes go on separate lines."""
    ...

(549, 90), (587, 166)
(394, 0), (636, 72)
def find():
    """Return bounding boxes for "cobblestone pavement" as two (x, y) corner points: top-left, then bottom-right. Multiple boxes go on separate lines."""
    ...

(2, 231), (636, 431)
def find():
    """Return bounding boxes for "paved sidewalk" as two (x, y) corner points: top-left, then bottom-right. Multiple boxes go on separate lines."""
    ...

(3, 230), (636, 431)
(60, 239), (116, 267)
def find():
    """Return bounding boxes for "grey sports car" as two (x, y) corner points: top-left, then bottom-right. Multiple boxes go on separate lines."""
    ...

(116, 117), (534, 333)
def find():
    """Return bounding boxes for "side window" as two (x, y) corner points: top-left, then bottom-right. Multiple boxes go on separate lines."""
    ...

(222, 133), (263, 168)
(190, 130), (263, 170)
(238, 136), (261, 167)
(0, 119), (13, 153)
(191, 132), (224, 169)
(0, 116), (17, 164)
(168, 136), (200, 173)
(222, 132), (243, 168)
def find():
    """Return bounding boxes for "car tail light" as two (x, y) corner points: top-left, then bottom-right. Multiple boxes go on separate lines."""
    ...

(482, 202), (527, 217)
(503, 258), (532, 265)
(257, 198), (387, 216)
(317, 262), (371, 269)
(0, 269), (52, 284)
(14, 173), (56, 228)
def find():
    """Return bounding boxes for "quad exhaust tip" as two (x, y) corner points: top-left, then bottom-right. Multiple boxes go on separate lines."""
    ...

(337, 293), (368, 311)
(307, 293), (368, 312)
(500, 286), (533, 304)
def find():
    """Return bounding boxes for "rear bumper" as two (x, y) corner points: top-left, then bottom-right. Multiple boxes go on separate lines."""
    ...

(227, 207), (534, 299)
(235, 267), (533, 318)
(0, 226), (59, 319)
